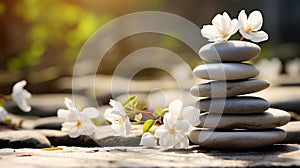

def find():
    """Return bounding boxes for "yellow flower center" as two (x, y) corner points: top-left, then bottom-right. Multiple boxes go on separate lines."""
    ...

(177, 115), (184, 120)
(76, 120), (81, 127)
(245, 26), (252, 34)
(219, 29), (227, 37)
(169, 128), (176, 135)
(114, 118), (124, 125)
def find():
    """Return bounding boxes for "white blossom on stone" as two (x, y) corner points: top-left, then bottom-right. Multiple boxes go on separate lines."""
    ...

(104, 99), (132, 136)
(238, 10), (268, 42)
(12, 80), (32, 112)
(0, 106), (8, 122)
(57, 98), (99, 138)
(140, 132), (156, 148)
(201, 12), (239, 42)
(154, 100), (201, 149)
(168, 99), (201, 127)
(155, 114), (191, 149)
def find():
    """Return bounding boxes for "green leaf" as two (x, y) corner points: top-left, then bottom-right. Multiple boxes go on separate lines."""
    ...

(0, 99), (5, 108)
(123, 96), (136, 108)
(153, 106), (164, 117)
(162, 108), (169, 114)
(142, 119), (156, 133)
(3, 118), (11, 125)
(91, 118), (103, 126)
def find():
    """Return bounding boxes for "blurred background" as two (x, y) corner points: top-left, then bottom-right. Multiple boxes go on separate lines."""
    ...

(0, 0), (299, 109)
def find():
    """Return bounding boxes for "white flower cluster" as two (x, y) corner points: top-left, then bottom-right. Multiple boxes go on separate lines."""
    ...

(57, 98), (99, 138)
(141, 100), (200, 149)
(104, 99), (132, 136)
(201, 10), (268, 43)
(0, 80), (32, 122)
(102, 99), (200, 149)
(12, 80), (32, 112)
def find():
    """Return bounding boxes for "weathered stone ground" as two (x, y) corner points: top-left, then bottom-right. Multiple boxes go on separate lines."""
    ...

(0, 144), (300, 167)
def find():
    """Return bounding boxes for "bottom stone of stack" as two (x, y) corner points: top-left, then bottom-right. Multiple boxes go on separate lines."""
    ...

(189, 129), (286, 149)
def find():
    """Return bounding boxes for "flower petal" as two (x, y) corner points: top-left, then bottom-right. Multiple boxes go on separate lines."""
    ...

(154, 125), (168, 137)
(249, 31), (268, 42)
(68, 127), (81, 138)
(173, 120), (191, 132)
(17, 99), (31, 112)
(12, 80), (32, 112)
(109, 99), (126, 116)
(228, 19), (239, 36)
(64, 98), (74, 109)
(221, 12), (231, 33)
(248, 11), (263, 31)
(211, 14), (224, 30)
(174, 136), (189, 149)
(124, 118), (132, 136)
(111, 123), (125, 136)
(182, 106), (201, 126)
(140, 132), (156, 147)
(238, 10), (248, 30)
(159, 133), (177, 148)
(61, 122), (76, 131)
(81, 121), (96, 135)
(162, 112), (175, 129)
(104, 108), (116, 122)
(201, 25), (222, 41)
(82, 107), (99, 118)
(57, 109), (72, 122)
(239, 28), (252, 39)
(168, 99), (183, 117)
(12, 80), (27, 93)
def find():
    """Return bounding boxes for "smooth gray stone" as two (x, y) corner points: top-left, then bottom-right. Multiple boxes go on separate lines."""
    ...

(197, 96), (270, 114)
(279, 121), (300, 144)
(37, 130), (99, 147)
(38, 128), (141, 147)
(199, 40), (261, 62)
(193, 63), (259, 80)
(95, 136), (141, 147)
(197, 108), (290, 129)
(189, 129), (287, 149)
(190, 79), (270, 98)
(0, 130), (51, 148)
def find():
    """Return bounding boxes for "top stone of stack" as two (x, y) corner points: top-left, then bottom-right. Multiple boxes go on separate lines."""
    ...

(199, 40), (261, 62)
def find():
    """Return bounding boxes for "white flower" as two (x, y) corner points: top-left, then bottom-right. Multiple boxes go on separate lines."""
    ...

(155, 115), (191, 149)
(104, 99), (132, 136)
(238, 10), (268, 42)
(12, 80), (32, 112)
(0, 106), (8, 121)
(140, 132), (156, 148)
(201, 12), (239, 42)
(57, 98), (99, 138)
(168, 99), (200, 127)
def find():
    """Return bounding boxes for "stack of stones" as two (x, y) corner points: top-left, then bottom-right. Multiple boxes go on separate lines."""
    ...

(189, 41), (291, 149)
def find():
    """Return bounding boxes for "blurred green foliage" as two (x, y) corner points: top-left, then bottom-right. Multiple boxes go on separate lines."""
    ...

(6, 0), (112, 72)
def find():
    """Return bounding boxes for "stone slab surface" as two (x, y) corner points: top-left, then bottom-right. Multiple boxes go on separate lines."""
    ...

(1, 145), (300, 167)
